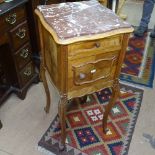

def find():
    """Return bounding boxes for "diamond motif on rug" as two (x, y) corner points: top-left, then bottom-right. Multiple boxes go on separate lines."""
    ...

(115, 119), (130, 135)
(123, 98), (136, 112)
(96, 88), (112, 105)
(84, 145), (109, 155)
(108, 141), (123, 155)
(74, 127), (100, 148)
(67, 111), (88, 128)
(94, 122), (121, 142)
(84, 106), (103, 124)
(109, 101), (128, 120)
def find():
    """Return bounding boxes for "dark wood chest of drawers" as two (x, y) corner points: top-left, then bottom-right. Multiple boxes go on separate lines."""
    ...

(0, 0), (38, 104)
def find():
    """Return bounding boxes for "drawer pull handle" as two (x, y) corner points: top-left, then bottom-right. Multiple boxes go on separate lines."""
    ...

(95, 42), (100, 48)
(20, 48), (29, 58)
(91, 69), (96, 74)
(79, 73), (86, 80)
(5, 13), (16, 25)
(24, 67), (31, 76)
(16, 28), (26, 39)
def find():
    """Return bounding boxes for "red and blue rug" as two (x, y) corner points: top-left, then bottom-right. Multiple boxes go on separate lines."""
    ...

(120, 33), (155, 88)
(38, 84), (143, 155)
(121, 33), (147, 76)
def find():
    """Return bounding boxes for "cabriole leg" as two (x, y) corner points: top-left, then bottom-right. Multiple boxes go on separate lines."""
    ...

(103, 79), (120, 133)
(58, 95), (67, 151)
(40, 64), (51, 113)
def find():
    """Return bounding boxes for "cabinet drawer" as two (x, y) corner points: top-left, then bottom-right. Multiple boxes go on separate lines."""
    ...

(14, 42), (32, 70)
(9, 20), (29, 51)
(19, 62), (35, 86)
(68, 35), (122, 59)
(68, 51), (119, 92)
(0, 5), (26, 32)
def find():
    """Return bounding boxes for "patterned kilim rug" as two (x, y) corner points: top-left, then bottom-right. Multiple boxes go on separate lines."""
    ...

(120, 33), (155, 88)
(38, 84), (143, 155)
(121, 33), (147, 77)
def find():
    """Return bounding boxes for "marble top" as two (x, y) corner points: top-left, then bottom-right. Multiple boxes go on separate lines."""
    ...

(37, 1), (132, 41)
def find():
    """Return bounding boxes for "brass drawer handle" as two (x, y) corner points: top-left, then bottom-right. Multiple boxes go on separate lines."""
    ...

(95, 42), (100, 48)
(5, 13), (16, 25)
(23, 67), (31, 76)
(90, 69), (96, 74)
(16, 28), (26, 39)
(20, 48), (29, 59)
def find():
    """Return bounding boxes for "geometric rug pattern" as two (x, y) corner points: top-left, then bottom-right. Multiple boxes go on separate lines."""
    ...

(121, 33), (147, 77)
(38, 84), (143, 155)
(120, 33), (155, 88)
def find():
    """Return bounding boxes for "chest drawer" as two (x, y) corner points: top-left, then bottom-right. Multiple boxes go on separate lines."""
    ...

(19, 61), (35, 87)
(68, 50), (119, 92)
(14, 42), (32, 70)
(0, 5), (26, 33)
(9, 20), (29, 51)
(68, 35), (122, 59)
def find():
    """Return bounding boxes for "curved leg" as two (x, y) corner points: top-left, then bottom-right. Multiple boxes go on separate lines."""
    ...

(58, 94), (67, 151)
(40, 64), (51, 113)
(103, 79), (120, 134)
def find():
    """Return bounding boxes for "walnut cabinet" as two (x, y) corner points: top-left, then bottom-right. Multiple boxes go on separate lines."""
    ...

(35, 1), (133, 149)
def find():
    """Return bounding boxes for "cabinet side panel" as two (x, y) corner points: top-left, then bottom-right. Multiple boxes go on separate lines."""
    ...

(42, 27), (58, 88)
(58, 45), (68, 94)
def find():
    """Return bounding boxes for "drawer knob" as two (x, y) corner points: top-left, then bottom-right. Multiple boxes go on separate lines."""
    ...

(20, 48), (29, 59)
(5, 13), (16, 25)
(95, 42), (100, 48)
(79, 73), (86, 80)
(24, 67), (31, 76)
(16, 28), (26, 39)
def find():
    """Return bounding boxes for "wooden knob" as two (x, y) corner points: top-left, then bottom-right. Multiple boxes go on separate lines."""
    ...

(95, 42), (100, 48)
